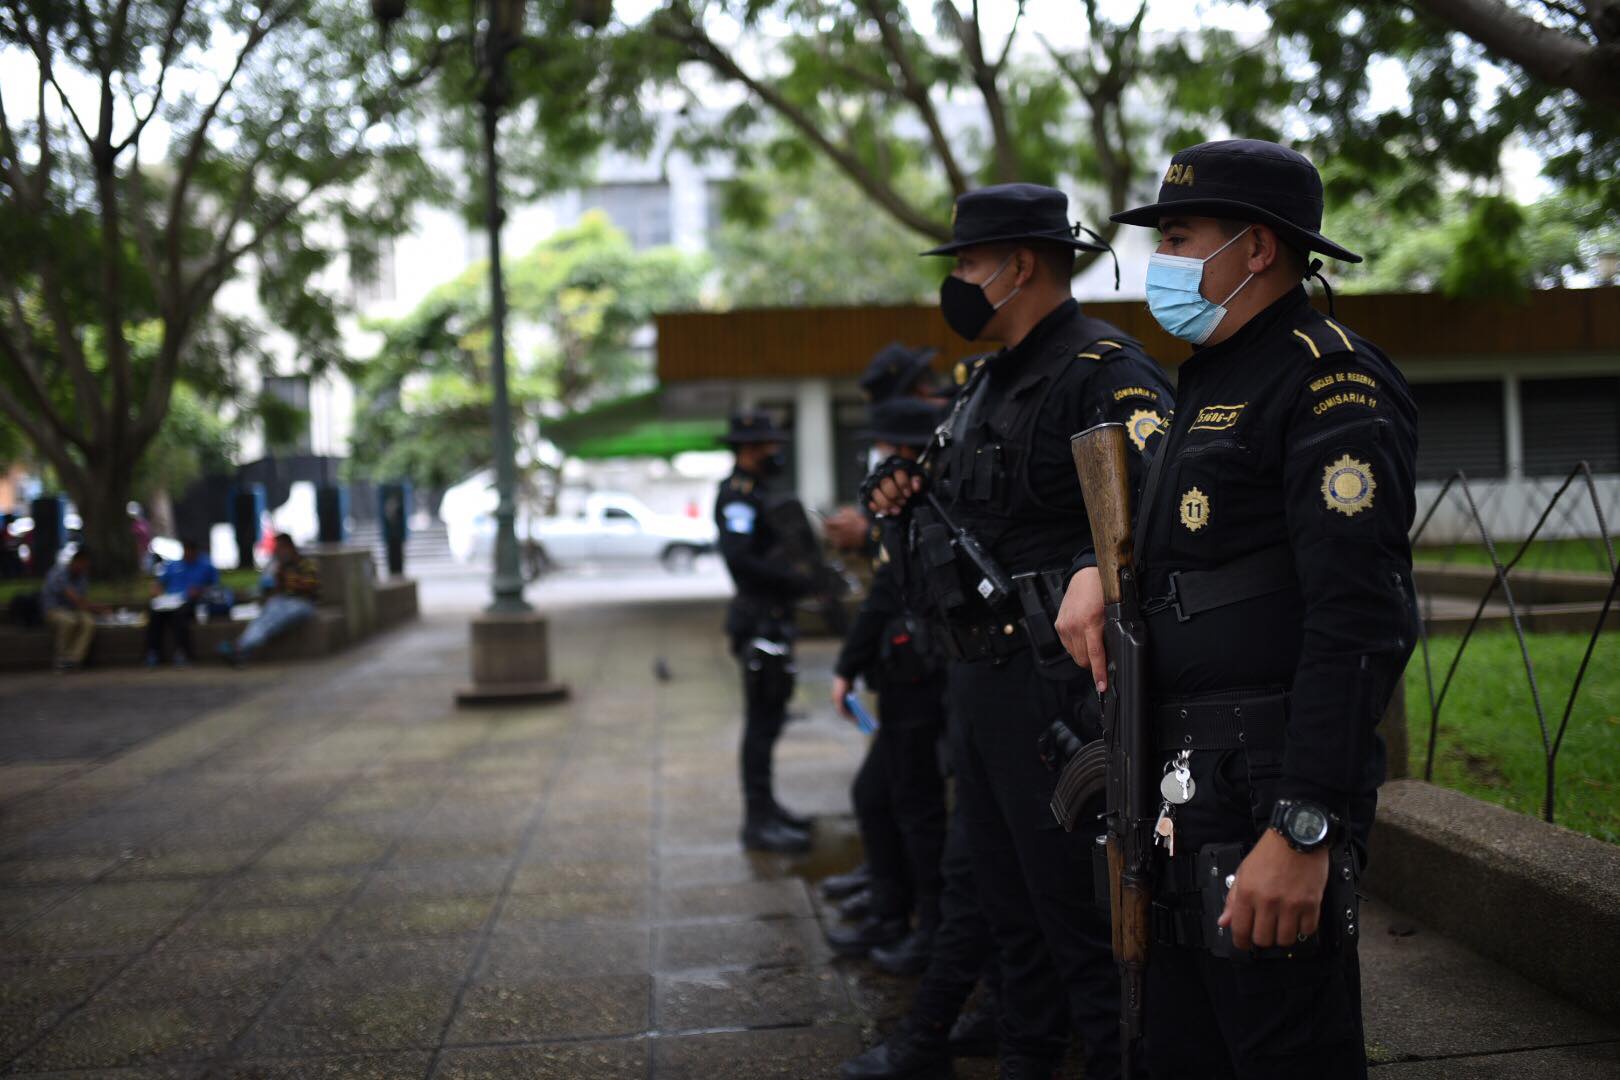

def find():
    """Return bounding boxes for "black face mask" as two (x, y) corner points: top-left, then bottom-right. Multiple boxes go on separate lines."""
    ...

(761, 450), (787, 476)
(939, 254), (1019, 341)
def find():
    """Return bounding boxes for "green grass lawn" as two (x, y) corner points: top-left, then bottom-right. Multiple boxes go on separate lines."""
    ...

(1414, 537), (1619, 575)
(0, 568), (263, 610)
(1406, 628), (1620, 844)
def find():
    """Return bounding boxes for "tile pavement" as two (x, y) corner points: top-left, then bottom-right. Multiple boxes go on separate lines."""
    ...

(1, 599), (1616, 1078)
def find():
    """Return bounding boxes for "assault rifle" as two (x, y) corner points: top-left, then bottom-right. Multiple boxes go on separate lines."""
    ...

(1054, 422), (1154, 1076)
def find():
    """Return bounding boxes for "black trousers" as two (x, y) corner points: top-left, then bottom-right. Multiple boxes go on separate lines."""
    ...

(1144, 745), (1368, 1079)
(734, 633), (795, 820)
(853, 678), (949, 918)
(948, 651), (1123, 1077)
(144, 601), (196, 659)
(910, 798), (1002, 1028)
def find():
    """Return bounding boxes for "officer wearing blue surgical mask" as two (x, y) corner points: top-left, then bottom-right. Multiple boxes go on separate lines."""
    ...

(1069, 139), (1421, 1080)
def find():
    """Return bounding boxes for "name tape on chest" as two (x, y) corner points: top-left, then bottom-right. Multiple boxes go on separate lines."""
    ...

(1321, 455), (1376, 517)
(1189, 403), (1246, 432)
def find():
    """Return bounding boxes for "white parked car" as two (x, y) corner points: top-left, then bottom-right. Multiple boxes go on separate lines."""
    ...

(442, 477), (716, 578)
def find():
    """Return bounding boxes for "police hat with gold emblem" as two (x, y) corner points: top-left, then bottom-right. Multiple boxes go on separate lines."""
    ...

(859, 342), (939, 402)
(1110, 140), (1361, 263)
(720, 410), (791, 445)
(922, 183), (1110, 256)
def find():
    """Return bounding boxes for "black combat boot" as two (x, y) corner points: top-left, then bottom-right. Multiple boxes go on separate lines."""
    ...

(869, 922), (936, 975)
(839, 1017), (954, 1080)
(946, 991), (998, 1058)
(821, 862), (873, 900)
(839, 888), (876, 921)
(826, 913), (909, 957)
(770, 798), (814, 831)
(740, 809), (811, 854)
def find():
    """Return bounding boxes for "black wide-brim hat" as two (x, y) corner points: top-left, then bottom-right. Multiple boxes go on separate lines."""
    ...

(721, 410), (791, 445)
(1110, 140), (1361, 263)
(860, 342), (938, 402)
(922, 183), (1110, 256)
(860, 398), (945, 448)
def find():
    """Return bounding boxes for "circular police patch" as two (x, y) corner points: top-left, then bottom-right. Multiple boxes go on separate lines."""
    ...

(1179, 487), (1210, 532)
(1321, 454), (1376, 517)
(1127, 409), (1163, 452)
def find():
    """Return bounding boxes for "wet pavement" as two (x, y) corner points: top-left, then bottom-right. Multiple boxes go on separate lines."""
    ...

(1, 592), (1616, 1078)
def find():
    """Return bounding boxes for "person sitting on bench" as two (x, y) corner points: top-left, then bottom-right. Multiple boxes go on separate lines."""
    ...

(146, 537), (219, 667)
(218, 533), (318, 666)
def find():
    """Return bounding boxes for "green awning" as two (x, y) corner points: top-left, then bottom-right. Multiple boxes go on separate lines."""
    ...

(545, 390), (725, 461)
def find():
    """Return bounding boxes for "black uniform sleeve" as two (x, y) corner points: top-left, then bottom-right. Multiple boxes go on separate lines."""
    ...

(716, 490), (814, 597)
(835, 559), (904, 680)
(1065, 349), (1175, 584)
(1277, 351), (1419, 808)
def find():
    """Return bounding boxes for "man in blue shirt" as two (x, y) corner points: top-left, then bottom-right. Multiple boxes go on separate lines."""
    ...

(146, 538), (219, 666)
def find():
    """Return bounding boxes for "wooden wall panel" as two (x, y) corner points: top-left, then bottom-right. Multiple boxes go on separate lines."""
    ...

(656, 288), (1620, 382)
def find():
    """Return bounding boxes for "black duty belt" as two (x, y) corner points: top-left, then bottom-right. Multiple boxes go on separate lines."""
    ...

(942, 616), (1028, 663)
(1154, 688), (1289, 752)
(1143, 543), (1297, 623)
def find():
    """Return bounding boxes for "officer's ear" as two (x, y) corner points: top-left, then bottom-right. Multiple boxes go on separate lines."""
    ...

(1248, 225), (1284, 275)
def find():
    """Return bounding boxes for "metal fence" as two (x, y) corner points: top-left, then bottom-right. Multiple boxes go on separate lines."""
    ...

(1411, 462), (1620, 825)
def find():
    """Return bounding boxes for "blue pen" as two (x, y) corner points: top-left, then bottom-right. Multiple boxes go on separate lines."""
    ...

(844, 692), (879, 734)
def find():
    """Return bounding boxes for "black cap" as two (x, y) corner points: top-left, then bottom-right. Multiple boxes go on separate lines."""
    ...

(922, 183), (1109, 256)
(859, 342), (938, 402)
(1110, 140), (1360, 263)
(861, 398), (944, 448)
(721, 410), (791, 445)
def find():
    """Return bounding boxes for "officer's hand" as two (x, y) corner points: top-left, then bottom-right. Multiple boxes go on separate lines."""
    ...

(1217, 830), (1331, 950)
(831, 675), (854, 720)
(1056, 566), (1109, 692)
(823, 507), (869, 552)
(866, 466), (922, 517)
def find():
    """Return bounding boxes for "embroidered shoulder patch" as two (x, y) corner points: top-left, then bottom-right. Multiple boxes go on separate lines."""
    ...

(1321, 455), (1376, 517)
(1127, 409), (1164, 452)
(722, 502), (757, 534)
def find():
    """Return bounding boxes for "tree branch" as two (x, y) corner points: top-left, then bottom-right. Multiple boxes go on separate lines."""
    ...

(116, 0), (190, 154)
(953, 1), (1018, 182)
(0, 85), (32, 202)
(0, 285), (91, 452)
(16, 17), (95, 150)
(0, 375), (85, 490)
(1406, 0), (1620, 107)
(655, 12), (948, 240)
(859, 0), (969, 195)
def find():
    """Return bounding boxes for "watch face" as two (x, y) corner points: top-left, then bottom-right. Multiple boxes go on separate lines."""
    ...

(1287, 804), (1330, 846)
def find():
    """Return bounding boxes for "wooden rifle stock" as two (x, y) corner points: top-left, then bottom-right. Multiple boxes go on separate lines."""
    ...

(1071, 423), (1135, 605)
(1071, 422), (1151, 1073)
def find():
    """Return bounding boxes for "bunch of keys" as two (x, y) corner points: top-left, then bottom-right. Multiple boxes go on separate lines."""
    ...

(1152, 751), (1196, 857)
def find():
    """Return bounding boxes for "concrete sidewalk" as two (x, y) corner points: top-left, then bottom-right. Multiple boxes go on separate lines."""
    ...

(1, 599), (1616, 1078)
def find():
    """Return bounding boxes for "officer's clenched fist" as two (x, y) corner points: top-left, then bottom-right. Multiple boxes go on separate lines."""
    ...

(863, 462), (925, 517)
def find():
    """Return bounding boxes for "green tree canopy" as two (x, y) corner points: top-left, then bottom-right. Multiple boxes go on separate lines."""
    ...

(0, 0), (433, 576)
(349, 212), (704, 492)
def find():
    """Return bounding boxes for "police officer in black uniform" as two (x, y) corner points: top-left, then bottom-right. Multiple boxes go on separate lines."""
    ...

(1069, 140), (1419, 1079)
(716, 411), (819, 855)
(866, 183), (1174, 1080)
(827, 398), (951, 963)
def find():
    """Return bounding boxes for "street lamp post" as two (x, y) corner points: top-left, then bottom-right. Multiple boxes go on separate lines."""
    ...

(374, 0), (569, 702)
(477, 0), (529, 615)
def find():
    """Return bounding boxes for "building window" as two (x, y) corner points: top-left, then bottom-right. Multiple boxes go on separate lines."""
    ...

(1522, 376), (1620, 476)
(1409, 380), (1505, 481)
(584, 182), (673, 249)
(350, 235), (396, 305)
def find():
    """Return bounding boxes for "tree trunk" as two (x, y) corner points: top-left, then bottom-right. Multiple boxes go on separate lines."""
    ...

(68, 454), (141, 581)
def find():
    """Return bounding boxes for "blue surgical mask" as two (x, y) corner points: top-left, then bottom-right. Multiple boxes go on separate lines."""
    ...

(1145, 226), (1254, 345)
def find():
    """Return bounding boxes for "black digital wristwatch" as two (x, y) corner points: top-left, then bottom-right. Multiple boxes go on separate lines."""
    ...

(1269, 798), (1339, 854)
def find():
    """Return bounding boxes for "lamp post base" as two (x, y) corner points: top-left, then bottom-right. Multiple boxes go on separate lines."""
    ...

(454, 610), (570, 706)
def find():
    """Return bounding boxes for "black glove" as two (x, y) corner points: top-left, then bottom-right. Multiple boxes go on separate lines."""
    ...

(1037, 718), (1086, 774)
(859, 455), (928, 516)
